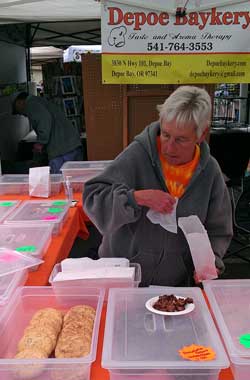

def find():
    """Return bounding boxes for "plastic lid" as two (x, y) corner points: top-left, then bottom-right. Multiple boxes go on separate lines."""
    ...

(0, 248), (43, 277)
(4, 200), (70, 225)
(204, 279), (250, 358)
(0, 174), (62, 184)
(102, 287), (229, 370)
(61, 160), (112, 170)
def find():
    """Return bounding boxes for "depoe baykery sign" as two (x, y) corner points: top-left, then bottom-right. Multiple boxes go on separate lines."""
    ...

(101, 1), (250, 84)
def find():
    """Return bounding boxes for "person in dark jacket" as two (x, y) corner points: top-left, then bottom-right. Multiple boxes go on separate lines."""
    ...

(13, 92), (82, 173)
(83, 86), (233, 286)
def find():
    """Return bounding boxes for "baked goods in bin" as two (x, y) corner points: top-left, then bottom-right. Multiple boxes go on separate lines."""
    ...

(14, 305), (96, 379)
(55, 305), (96, 358)
(17, 308), (63, 355)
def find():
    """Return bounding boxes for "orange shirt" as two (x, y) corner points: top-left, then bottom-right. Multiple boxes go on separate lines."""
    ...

(157, 136), (200, 198)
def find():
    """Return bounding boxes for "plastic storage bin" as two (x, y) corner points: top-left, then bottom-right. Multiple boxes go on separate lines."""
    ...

(61, 160), (112, 192)
(0, 174), (62, 195)
(0, 270), (27, 306)
(102, 287), (229, 380)
(49, 262), (141, 300)
(0, 286), (104, 380)
(4, 200), (70, 235)
(0, 200), (20, 223)
(0, 224), (52, 259)
(204, 279), (250, 380)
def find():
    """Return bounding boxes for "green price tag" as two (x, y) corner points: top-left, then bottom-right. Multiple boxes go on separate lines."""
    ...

(52, 201), (67, 206)
(47, 207), (63, 214)
(16, 245), (36, 253)
(239, 334), (250, 348)
(0, 202), (15, 207)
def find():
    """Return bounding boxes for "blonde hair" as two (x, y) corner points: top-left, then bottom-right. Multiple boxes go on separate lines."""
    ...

(157, 86), (211, 138)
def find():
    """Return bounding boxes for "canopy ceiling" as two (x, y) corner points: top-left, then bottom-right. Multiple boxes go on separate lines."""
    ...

(0, 0), (101, 47)
(0, 20), (101, 47)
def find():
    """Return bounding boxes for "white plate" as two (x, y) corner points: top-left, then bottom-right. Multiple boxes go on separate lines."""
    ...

(145, 295), (195, 316)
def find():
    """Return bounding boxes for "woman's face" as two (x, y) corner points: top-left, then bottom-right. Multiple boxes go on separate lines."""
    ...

(160, 118), (206, 166)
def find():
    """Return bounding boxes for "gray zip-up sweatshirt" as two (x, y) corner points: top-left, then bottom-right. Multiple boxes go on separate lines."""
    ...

(83, 122), (233, 286)
(24, 95), (81, 160)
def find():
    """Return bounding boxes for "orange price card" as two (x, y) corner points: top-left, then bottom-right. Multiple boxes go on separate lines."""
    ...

(179, 344), (216, 361)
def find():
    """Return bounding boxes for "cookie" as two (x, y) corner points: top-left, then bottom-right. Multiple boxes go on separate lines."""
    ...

(14, 349), (46, 379)
(17, 331), (56, 356)
(64, 305), (96, 323)
(24, 324), (58, 340)
(55, 335), (92, 358)
(30, 308), (63, 334)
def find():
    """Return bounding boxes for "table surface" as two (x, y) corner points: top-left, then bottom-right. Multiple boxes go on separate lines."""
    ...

(0, 191), (234, 380)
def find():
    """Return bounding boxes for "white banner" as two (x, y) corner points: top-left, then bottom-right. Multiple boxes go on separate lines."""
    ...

(102, 1), (250, 54)
(101, 0), (250, 83)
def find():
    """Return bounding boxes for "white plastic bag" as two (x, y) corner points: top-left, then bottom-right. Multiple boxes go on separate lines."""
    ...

(147, 199), (178, 233)
(178, 215), (218, 282)
(29, 166), (51, 198)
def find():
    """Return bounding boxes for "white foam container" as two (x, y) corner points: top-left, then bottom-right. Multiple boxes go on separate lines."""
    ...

(3, 200), (70, 235)
(49, 262), (141, 300)
(0, 286), (105, 380)
(0, 174), (62, 195)
(204, 279), (250, 380)
(0, 224), (52, 260)
(0, 200), (20, 223)
(102, 287), (229, 380)
(61, 161), (112, 192)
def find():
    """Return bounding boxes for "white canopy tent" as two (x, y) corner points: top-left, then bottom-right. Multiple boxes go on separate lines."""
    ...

(0, 0), (245, 24)
(0, 0), (101, 23)
(31, 46), (63, 60)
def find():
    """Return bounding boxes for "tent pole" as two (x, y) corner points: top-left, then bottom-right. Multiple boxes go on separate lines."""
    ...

(25, 24), (32, 87)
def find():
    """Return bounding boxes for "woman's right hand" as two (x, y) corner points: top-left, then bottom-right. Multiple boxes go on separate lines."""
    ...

(134, 189), (176, 214)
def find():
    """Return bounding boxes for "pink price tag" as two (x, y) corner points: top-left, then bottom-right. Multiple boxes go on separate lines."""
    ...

(42, 215), (57, 221)
(0, 253), (18, 262)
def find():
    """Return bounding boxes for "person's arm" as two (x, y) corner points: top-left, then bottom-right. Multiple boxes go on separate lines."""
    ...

(204, 169), (233, 272)
(26, 101), (52, 146)
(83, 168), (142, 235)
(83, 141), (176, 234)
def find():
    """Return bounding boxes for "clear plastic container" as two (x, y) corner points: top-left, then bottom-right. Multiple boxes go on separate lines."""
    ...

(0, 286), (104, 380)
(0, 174), (62, 195)
(0, 248), (43, 277)
(0, 270), (28, 306)
(49, 262), (141, 300)
(4, 200), (70, 235)
(102, 287), (229, 380)
(204, 279), (250, 380)
(0, 224), (53, 260)
(61, 161), (112, 192)
(0, 200), (20, 223)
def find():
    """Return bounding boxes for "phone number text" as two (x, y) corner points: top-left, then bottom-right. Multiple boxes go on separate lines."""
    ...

(147, 42), (213, 52)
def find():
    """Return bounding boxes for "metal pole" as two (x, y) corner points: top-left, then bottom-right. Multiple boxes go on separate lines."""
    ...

(25, 24), (31, 88)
